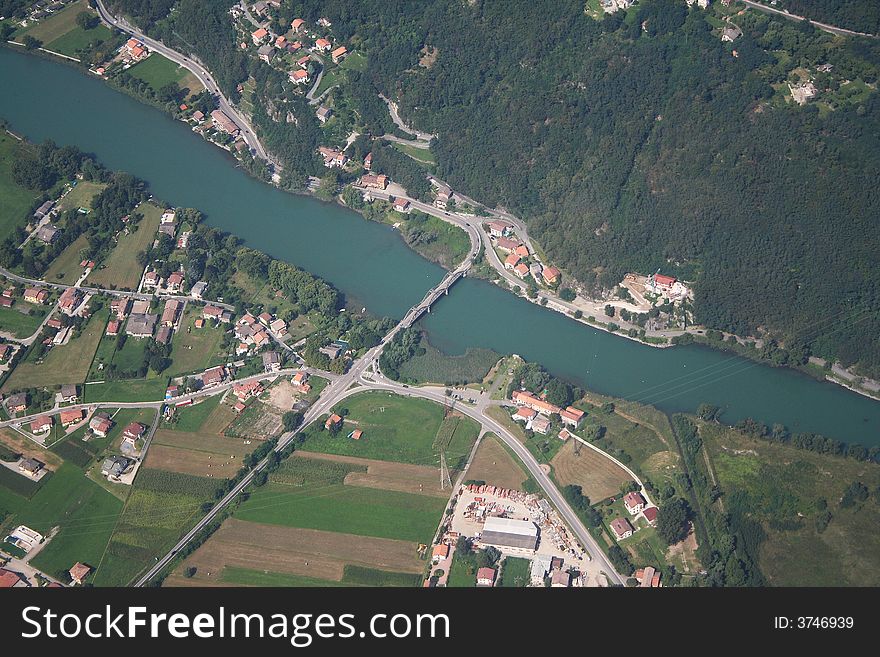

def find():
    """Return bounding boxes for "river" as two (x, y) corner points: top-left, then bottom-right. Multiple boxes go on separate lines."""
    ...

(2, 47), (878, 445)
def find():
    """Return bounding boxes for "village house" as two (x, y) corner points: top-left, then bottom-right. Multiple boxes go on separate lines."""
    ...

(59, 384), (78, 403)
(297, 54), (311, 68)
(318, 17), (332, 27)
(233, 380), (263, 401)
(156, 326), (172, 345)
(514, 263), (530, 279)
(495, 237), (521, 253)
(290, 68), (310, 85)
(514, 244), (530, 259)
(316, 106), (333, 123)
(560, 406), (585, 428)
(110, 297), (130, 318)
(58, 288), (81, 314)
(269, 318), (287, 335)
(190, 281), (207, 300)
(262, 351), (282, 372)
(35, 224), (60, 244)
(143, 271), (161, 289)
(431, 543), (449, 563)
(123, 422), (147, 444)
(292, 371), (311, 392)
(550, 569), (571, 587)
(161, 299), (181, 327)
(320, 344), (343, 360)
(106, 319), (120, 336)
(476, 567), (496, 587)
(18, 457), (44, 477)
(314, 38), (332, 52)
(531, 416), (551, 435)
(24, 287), (49, 304)
(721, 25), (742, 42)
(124, 38), (148, 60)
(201, 366), (227, 388)
(789, 81), (818, 105)
(59, 409), (82, 428)
(34, 200), (54, 220)
(512, 389), (562, 416)
(30, 416), (52, 435)
(363, 152), (372, 171)
(258, 43), (275, 63)
(291, 18), (305, 32)
(513, 406), (537, 423)
(131, 299), (151, 314)
(203, 305), (224, 322)
(46, 318), (63, 330)
(393, 198), (411, 213)
(623, 491), (647, 515)
(0, 568), (28, 588)
(325, 413), (343, 430)
(610, 517), (634, 540)
(643, 506), (658, 526)
(435, 187), (451, 210)
(192, 110), (204, 123)
(359, 174), (388, 190)
(504, 253), (520, 270)
(101, 455), (133, 479)
(318, 146), (347, 168)
(126, 313), (158, 338)
(67, 562), (91, 586)
(331, 45), (347, 63)
(90, 414), (113, 438)
(0, 295), (13, 309)
(542, 266), (561, 286)
(233, 401), (247, 414)
(211, 109), (240, 136)
(251, 27), (269, 45)
(487, 220), (511, 237)
(529, 263), (543, 280)
(558, 428), (571, 442)
(274, 35), (286, 49)
(165, 272), (184, 293)
(635, 566), (662, 588)
(350, 429), (363, 440)
(0, 344), (12, 362)
(7, 392), (28, 413)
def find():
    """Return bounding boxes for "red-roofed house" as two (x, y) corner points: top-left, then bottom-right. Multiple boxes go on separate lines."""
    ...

(331, 46), (347, 63)
(504, 253), (520, 270)
(233, 380), (263, 401)
(560, 406), (585, 428)
(69, 562), (91, 585)
(90, 416), (113, 437)
(106, 319), (120, 336)
(513, 406), (537, 422)
(166, 272), (184, 293)
(487, 220), (511, 237)
(291, 18), (305, 32)
(393, 198), (411, 213)
(432, 544), (449, 563)
(123, 422), (147, 441)
(623, 491), (647, 515)
(643, 506), (658, 526)
(290, 69), (310, 85)
(476, 567), (496, 587)
(495, 237), (520, 253)
(0, 567), (27, 588)
(30, 416), (52, 434)
(511, 390), (561, 416)
(58, 288), (81, 312)
(59, 409), (82, 427)
(610, 517), (634, 540)
(325, 413), (342, 430)
(513, 263), (530, 279)
(314, 38), (332, 52)
(350, 429), (363, 440)
(252, 28), (269, 45)
(233, 401), (247, 414)
(24, 287), (49, 304)
(514, 244), (530, 258)
(542, 266), (561, 285)
(202, 366), (226, 388)
(359, 174), (388, 190)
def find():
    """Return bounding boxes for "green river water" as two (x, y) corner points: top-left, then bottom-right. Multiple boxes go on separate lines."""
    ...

(1, 47), (878, 445)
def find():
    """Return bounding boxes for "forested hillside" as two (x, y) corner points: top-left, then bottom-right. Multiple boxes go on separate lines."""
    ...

(109, 0), (880, 378)
(781, 0), (880, 34)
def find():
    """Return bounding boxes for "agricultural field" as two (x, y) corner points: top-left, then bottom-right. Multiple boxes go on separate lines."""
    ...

(551, 440), (634, 503)
(465, 434), (528, 490)
(167, 305), (227, 376)
(700, 421), (880, 586)
(0, 301), (49, 338)
(2, 462), (124, 582)
(88, 202), (161, 290)
(128, 53), (204, 96)
(0, 132), (42, 240)
(165, 518), (425, 588)
(82, 377), (169, 403)
(92, 468), (217, 586)
(0, 429), (63, 471)
(235, 455), (445, 544)
(2, 309), (108, 391)
(14, 0), (112, 58)
(301, 391), (478, 469)
(42, 233), (90, 284)
(225, 398), (282, 440)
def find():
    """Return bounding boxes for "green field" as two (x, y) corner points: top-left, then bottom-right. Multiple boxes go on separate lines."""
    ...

(3, 309), (108, 391)
(447, 555), (477, 587)
(0, 302), (49, 338)
(93, 469), (216, 586)
(128, 53), (202, 94)
(300, 391), (478, 467)
(700, 421), (880, 586)
(313, 69), (339, 98)
(340, 51), (367, 72)
(236, 482), (444, 544)
(42, 233), (89, 284)
(88, 202), (160, 290)
(400, 214), (469, 269)
(398, 336), (499, 385)
(391, 141), (436, 166)
(16, 0), (111, 58)
(164, 394), (221, 433)
(82, 377), (169, 403)
(167, 306), (227, 376)
(57, 181), (105, 212)
(499, 556), (531, 587)
(10, 463), (125, 581)
(219, 566), (347, 587)
(0, 133), (41, 241)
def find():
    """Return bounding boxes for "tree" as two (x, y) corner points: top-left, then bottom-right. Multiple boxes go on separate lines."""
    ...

(76, 11), (100, 30)
(559, 287), (576, 302)
(23, 35), (41, 50)
(282, 411), (304, 432)
(656, 497), (692, 546)
(183, 566), (197, 578)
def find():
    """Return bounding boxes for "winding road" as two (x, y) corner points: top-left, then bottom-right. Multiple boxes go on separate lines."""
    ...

(739, 1), (878, 39)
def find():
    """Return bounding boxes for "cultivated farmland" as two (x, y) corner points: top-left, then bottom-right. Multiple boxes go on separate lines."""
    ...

(88, 202), (161, 290)
(465, 434), (528, 490)
(551, 440), (634, 503)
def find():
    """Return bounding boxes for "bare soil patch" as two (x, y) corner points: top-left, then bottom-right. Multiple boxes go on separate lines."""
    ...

(464, 435), (527, 490)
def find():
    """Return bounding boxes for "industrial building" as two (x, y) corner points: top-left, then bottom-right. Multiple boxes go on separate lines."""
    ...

(480, 517), (539, 551)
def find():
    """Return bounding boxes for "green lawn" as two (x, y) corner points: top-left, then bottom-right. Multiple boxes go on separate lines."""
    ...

(219, 566), (347, 587)
(391, 141), (436, 166)
(313, 69), (339, 98)
(499, 556), (531, 587)
(88, 202), (160, 290)
(82, 377), (169, 403)
(167, 306), (227, 376)
(127, 54), (189, 92)
(3, 309), (108, 391)
(16, 0), (92, 44)
(57, 180), (105, 212)
(340, 51), (368, 72)
(0, 133), (41, 241)
(300, 390), (478, 467)
(46, 23), (113, 57)
(0, 302), (49, 338)
(42, 233), (90, 285)
(236, 482), (444, 544)
(164, 394), (221, 433)
(447, 555), (477, 587)
(16, 463), (125, 581)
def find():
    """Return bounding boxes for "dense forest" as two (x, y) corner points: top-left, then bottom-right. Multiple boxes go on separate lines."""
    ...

(108, 0), (880, 378)
(781, 0), (880, 34)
